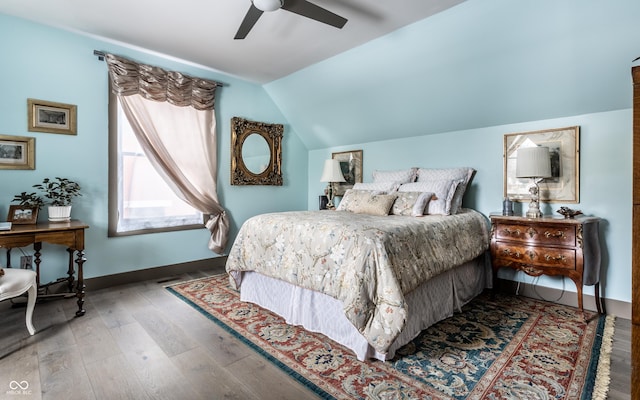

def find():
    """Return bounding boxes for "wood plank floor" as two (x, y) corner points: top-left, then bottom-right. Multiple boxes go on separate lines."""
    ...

(0, 267), (632, 399)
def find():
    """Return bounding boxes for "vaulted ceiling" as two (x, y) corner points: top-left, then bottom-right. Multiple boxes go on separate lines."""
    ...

(0, 0), (464, 84)
(2, 1), (638, 151)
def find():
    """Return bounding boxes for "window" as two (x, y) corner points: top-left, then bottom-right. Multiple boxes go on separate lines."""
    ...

(109, 96), (203, 236)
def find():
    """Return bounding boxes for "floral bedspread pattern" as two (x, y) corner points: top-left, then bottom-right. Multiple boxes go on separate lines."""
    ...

(226, 209), (490, 355)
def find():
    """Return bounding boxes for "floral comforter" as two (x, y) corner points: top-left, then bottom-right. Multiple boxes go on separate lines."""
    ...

(226, 209), (490, 355)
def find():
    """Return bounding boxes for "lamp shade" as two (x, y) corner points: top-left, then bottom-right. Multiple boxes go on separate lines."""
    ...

(516, 146), (552, 179)
(320, 159), (346, 183)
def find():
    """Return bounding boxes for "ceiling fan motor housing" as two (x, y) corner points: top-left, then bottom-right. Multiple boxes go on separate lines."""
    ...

(252, 0), (283, 12)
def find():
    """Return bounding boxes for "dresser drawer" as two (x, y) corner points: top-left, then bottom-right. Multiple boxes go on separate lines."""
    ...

(494, 222), (576, 247)
(493, 243), (577, 270)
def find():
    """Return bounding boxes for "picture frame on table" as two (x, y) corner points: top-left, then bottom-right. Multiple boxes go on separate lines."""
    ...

(0, 134), (35, 170)
(503, 126), (580, 203)
(331, 150), (363, 196)
(7, 205), (39, 225)
(28, 98), (77, 135)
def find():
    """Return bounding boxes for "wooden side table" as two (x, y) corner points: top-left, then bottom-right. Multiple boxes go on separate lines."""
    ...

(489, 214), (603, 313)
(0, 220), (88, 317)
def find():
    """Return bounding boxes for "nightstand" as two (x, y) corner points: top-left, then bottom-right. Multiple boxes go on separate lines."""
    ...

(489, 214), (603, 313)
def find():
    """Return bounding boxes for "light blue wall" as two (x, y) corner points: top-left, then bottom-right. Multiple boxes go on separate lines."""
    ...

(266, 0), (640, 150)
(309, 111), (632, 304)
(2, 0), (635, 307)
(294, 0), (638, 305)
(0, 14), (308, 282)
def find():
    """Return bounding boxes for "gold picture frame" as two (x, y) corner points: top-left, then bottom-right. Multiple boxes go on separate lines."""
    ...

(7, 205), (38, 225)
(331, 150), (363, 196)
(504, 126), (580, 203)
(28, 98), (77, 135)
(0, 134), (35, 170)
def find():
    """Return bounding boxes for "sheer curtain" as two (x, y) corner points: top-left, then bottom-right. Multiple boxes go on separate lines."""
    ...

(105, 53), (229, 253)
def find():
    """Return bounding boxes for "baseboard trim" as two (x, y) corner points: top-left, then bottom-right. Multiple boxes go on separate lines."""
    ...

(496, 278), (631, 320)
(85, 256), (227, 291)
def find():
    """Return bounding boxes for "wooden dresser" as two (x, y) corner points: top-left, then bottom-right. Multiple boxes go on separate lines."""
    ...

(489, 214), (602, 313)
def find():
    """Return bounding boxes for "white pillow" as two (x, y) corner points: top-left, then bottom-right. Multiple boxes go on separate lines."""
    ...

(416, 168), (475, 214)
(391, 191), (434, 217)
(398, 180), (462, 215)
(352, 181), (401, 193)
(372, 168), (417, 184)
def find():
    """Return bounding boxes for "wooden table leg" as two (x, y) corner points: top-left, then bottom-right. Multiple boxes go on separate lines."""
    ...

(66, 248), (76, 293)
(34, 242), (42, 287)
(75, 249), (86, 317)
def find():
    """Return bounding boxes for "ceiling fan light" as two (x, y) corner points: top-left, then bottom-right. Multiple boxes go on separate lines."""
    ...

(252, 0), (283, 12)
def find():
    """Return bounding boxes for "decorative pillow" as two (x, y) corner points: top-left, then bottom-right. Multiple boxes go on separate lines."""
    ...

(352, 181), (401, 193)
(336, 189), (362, 211)
(337, 190), (397, 216)
(391, 191), (434, 217)
(372, 168), (417, 184)
(398, 180), (462, 215)
(416, 168), (476, 214)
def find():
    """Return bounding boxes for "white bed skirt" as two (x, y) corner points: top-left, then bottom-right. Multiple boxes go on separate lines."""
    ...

(238, 253), (491, 361)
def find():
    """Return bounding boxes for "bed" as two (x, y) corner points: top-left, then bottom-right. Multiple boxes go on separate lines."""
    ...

(226, 167), (491, 361)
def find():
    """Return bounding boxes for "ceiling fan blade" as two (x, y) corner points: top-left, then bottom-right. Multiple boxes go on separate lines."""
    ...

(234, 4), (264, 39)
(282, 0), (347, 29)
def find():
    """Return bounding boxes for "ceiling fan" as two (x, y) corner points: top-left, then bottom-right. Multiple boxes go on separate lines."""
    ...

(235, 0), (348, 40)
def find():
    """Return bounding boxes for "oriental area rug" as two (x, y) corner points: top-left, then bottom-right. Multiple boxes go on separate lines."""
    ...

(166, 274), (614, 400)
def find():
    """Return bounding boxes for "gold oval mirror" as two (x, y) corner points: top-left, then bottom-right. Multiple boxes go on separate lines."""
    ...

(231, 117), (283, 185)
(242, 133), (271, 174)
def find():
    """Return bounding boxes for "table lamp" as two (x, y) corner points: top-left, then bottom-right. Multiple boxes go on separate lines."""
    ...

(516, 146), (551, 218)
(320, 159), (346, 209)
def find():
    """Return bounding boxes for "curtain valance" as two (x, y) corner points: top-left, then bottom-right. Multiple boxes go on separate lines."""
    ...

(105, 53), (220, 110)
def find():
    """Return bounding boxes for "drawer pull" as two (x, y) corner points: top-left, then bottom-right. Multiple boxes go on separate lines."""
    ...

(526, 228), (538, 238)
(502, 248), (521, 258)
(503, 228), (521, 237)
(544, 230), (566, 240)
(544, 254), (566, 263)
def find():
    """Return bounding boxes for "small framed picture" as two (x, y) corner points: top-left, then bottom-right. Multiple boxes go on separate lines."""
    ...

(331, 150), (363, 196)
(0, 134), (35, 170)
(7, 205), (38, 225)
(28, 98), (77, 135)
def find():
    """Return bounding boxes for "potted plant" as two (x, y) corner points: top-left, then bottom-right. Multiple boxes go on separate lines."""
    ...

(9, 191), (45, 224)
(33, 177), (82, 222)
(11, 192), (45, 210)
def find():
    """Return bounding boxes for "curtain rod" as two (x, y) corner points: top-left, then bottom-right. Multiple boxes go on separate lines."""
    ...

(93, 50), (226, 87)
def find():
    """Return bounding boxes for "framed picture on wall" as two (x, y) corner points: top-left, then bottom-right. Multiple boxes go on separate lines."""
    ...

(503, 126), (580, 203)
(0, 134), (35, 170)
(28, 98), (77, 135)
(331, 150), (363, 196)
